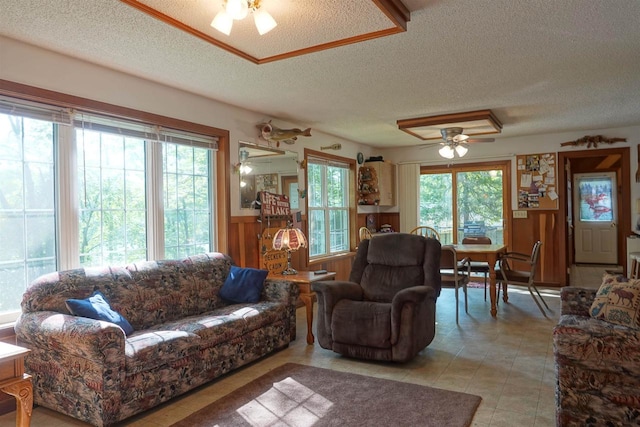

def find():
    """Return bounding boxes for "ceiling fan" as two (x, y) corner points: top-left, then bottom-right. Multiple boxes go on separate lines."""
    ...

(421, 127), (495, 159)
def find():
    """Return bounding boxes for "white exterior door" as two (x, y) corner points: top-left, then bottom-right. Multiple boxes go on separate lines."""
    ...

(573, 172), (617, 264)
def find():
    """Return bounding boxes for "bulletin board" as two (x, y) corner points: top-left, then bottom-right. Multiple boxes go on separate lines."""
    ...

(516, 153), (558, 210)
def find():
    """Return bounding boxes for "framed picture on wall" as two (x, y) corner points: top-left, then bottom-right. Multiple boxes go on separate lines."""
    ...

(256, 173), (278, 194)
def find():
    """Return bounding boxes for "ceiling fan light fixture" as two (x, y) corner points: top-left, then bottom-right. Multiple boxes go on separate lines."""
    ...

(226, 0), (249, 20)
(211, 10), (233, 35)
(212, 0), (277, 36)
(439, 145), (455, 159)
(454, 144), (468, 157)
(254, 8), (277, 35)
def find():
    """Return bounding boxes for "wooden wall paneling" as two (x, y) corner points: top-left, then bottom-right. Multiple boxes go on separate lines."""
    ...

(229, 216), (261, 267)
(356, 212), (400, 233)
(308, 253), (356, 281)
(509, 210), (563, 286)
(378, 212), (400, 233)
(230, 216), (309, 270)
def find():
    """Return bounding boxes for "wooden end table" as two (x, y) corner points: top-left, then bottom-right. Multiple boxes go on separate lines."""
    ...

(269, 270), (336, 344)
(0, 342), (32, 427)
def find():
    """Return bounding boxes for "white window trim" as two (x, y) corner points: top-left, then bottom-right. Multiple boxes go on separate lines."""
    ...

(307, 157), (351, 259)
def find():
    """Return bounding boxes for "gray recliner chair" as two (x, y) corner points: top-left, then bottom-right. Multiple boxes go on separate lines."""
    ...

(312, 233), (442, 362)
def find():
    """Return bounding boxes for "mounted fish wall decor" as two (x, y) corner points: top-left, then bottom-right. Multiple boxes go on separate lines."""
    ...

(257, 120), (312, 146)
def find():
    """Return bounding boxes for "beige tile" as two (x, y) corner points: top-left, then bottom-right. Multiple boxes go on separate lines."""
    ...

(490, 408), (537, 426)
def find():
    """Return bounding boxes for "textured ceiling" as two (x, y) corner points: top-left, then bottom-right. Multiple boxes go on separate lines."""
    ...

(1, 0), (640, 148)
(134, 0), (397, 60)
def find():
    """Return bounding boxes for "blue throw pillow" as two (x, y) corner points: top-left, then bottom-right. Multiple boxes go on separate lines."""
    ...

(219, 266), (268, 303)
(65, 291), (134, 336)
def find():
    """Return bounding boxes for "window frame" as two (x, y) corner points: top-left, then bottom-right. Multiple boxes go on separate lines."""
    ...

(420, 160), (512, 245)
(304, 149), (357, 261)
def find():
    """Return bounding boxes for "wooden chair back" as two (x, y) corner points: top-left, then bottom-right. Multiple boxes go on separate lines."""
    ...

(409, 226), (440, 240)
(359, 227), (373, 242)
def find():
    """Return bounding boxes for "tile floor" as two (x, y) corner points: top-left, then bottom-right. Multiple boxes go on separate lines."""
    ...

(0, 265), (613, 427)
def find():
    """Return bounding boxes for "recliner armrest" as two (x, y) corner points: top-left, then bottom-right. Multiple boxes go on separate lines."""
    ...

(312, 281), (363, 347)
(312, 280), (363, 303)
(391, 286), (437, 308)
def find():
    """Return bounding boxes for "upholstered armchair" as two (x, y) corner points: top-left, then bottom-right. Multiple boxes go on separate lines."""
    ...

(312, 233), (442, 362)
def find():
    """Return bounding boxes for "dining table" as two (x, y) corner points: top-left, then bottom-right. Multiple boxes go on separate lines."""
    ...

(453, 243), (507, 317)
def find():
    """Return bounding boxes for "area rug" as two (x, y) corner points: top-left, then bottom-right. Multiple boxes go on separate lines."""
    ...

(171, 363), (481, 427)
(467, 281), (486, 289)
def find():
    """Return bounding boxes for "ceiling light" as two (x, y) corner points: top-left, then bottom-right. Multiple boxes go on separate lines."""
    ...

(226, 0), (249, 20)
(211, 10), (233, 35)
(253, 8), (277, 35)
(439, 145), (455, 159)
(211, 0), (277, 36)
(454, 144), (468, 157)
(439, 143), (470, 159)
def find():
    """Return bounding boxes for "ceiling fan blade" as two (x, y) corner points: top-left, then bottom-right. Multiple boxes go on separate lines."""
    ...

(418, 143), (441, 150)
(465, 137), (495, 143)
(452, 134), (469, 143)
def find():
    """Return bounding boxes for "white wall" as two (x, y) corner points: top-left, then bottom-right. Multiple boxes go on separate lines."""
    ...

(381, 128), (640, 234)
(0, 36), (374, 218)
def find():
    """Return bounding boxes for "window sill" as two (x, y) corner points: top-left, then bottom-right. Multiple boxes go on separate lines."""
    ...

(0, 323), (16, 341)
(308, 251), (356, 267)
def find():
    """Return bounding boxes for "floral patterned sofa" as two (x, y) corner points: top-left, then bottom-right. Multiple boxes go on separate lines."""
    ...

(553, 277), (640, 426)
(14, 253), (299, 426)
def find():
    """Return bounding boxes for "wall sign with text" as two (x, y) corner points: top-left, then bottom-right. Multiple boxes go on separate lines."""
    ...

(259, 191), (291, 219)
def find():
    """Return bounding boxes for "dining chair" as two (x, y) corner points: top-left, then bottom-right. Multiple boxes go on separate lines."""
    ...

(461, 236), (492, 300)
(498, 240), (550, 316)
(630, 252), (640, 279)
(358, 226), (373, 242)
(410, 226), (440, 240)
(440, 245), (471, 323)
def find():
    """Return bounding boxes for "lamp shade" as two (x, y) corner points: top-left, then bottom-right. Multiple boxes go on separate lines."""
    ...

(211, 10), (233, 35)
(454, 144), (468, 157)
(254, 9), (277, 35)
(273, 228), (307, 252)
(226, 0), (249, 20)
(438, 145), (455, 159)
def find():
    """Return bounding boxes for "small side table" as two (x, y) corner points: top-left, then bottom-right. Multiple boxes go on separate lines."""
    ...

(0, 342), (32, 427)
(269, 271), (336, 344)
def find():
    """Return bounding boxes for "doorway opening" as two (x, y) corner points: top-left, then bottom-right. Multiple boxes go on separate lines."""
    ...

(559, 147), (631, 285)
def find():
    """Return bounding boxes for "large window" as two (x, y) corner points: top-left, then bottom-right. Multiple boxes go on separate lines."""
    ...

(77, 127), (147, 266)
(420, 163), (508, 245)
(307, 156), (351, 258)
(0, 114), (57, 321)
(163, 143), (212, 258)
(0, 97), (218, 322)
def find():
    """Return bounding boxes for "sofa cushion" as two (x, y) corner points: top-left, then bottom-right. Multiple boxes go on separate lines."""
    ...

(219, 266), (268, 303)
(66, 291), (134, 335)
(124, 330), (201, 374)
(150, 302), (286, 348)
(589, 274), (640, 329)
